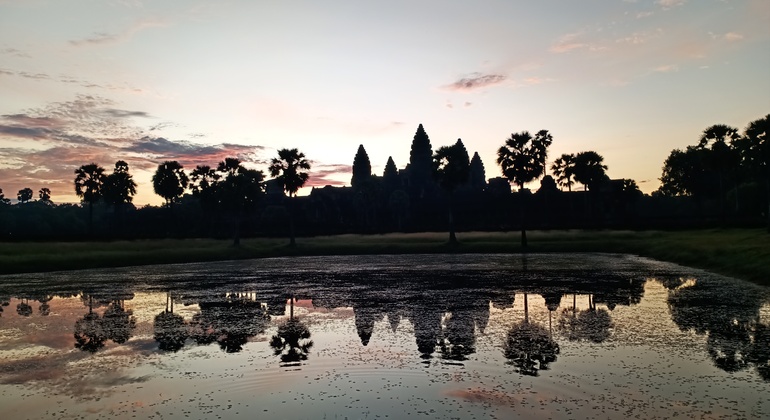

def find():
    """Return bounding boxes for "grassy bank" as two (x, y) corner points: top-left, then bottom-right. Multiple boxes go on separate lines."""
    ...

(0, 229), (768, 286)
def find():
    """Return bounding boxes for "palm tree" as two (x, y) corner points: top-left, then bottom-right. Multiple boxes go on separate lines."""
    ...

(102, 161), (137, 232)
(152, 161), (189, 208)
(433, 139), (470, 244)
(17, 187), (33, 204)
(740, 114), (770, 231)
(38, 187), (52, 204)
(496, 130), (553, 247)
(74, 163), (106, 233)
(268, 148), (311, 247)
(698, 124), (740, 222)
(572, 151), (607, 192)
(215, 158), (265, 246)
(551, 153), (576, 192)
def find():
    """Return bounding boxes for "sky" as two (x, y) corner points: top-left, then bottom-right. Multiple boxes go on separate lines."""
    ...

(1, 0), (768, 205)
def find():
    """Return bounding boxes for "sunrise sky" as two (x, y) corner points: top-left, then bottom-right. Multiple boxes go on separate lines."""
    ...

(1, 0), (768, 205)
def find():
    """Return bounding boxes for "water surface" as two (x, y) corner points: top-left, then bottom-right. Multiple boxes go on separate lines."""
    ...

(1, 254), (768, 419)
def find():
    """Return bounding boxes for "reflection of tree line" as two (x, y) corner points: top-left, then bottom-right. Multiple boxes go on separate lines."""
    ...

(3, 272), (767, 381)
(663, 277), (770, 381)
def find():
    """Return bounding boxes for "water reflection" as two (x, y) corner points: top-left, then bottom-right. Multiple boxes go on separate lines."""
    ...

(270, 298), (313, 366)
(0, 254), (767, 385)
(665, 276), (770, 379)
(503, 293), (559, 376)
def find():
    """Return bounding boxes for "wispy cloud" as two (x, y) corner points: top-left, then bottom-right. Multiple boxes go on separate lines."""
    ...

(442, 73), (507, 92)
(657, 0), (686, 10)
(724, 32), (744, 41)
(69, 18), (166, 47)
(1, 47), (31, 58)
(549, 32), (605, 53)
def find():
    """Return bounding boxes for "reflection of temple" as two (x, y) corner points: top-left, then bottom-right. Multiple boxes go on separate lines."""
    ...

(18, 264), (767, 381)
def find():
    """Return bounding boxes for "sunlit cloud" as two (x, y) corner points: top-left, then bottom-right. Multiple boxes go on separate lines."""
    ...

(653, 64), (679, 73)
(442, 73), (507, 92)
(724, 32), (744, 41)
(636, 11), (654, 19)
(305, 163), (351, 187)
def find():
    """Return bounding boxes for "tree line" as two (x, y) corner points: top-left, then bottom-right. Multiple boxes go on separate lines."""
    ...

(0, 114), (767, 242)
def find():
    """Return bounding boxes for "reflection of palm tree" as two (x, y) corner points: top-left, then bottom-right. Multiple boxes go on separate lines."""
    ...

(16, 299), (32, 317)
(154, 292), (188, 352)
(503, 294), (559, 376)
(74, 295), (106, 353)
(558, 294), (613, 343)
(270, 298), (313, 366)
(103, 300), (136, 344)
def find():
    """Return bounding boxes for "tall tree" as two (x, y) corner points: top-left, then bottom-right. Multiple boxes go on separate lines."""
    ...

(152, 161), (188, 207)
(351, 144), (372, 188)
(408, 124), (434, 196)
(698, 124), (740, 221)
(572, 151), (607, 191)
(215, 158), (265, 246)
(74, 163), (106, 233)
(17, 188), (33, 204)
(658, 147), (710, 197)
(468, 151), (487, 191)
(0, 188), (9, 205)
(433, 139), (471, 244)
(268, 148), (311, 247)
(103, 161), (137, 207)
(739, 114), (770, 231)
(496, 130), (553, 247)
(38, 187), (52, 204)
(551, 153), (576, 192)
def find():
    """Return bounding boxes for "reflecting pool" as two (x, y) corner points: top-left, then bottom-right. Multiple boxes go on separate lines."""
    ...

(1, 254), (768, 419)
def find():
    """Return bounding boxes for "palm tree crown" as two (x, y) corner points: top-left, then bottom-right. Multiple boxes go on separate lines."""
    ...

(269, 148), (310, 197)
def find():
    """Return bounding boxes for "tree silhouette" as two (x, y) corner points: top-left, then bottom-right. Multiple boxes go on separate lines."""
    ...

(17, 188), (33, 204)
(215, 158), (265, 246)
(152, 161), (188, 207)
(658, 146), (710, 197)
(74, 163), (106, 233)
(738, 114), (769, 231)
(551, 153), (576, 192)
(38, 187), (52, 204)
(698, 124), (740, 222)
(496, 130), (553, 247)
(572, 151), (607, 192)
(268, 148), (311, 247)
(351, 144), (372, 188)
(102, 161), (137, 232)
(0, 188), (9, 205)
(433, 139), (471, 244)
